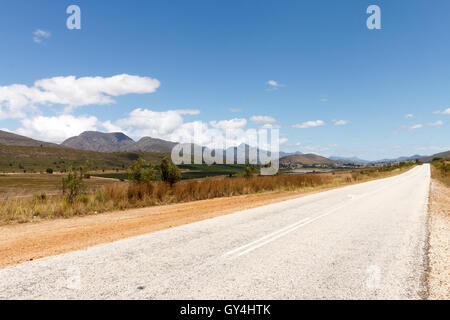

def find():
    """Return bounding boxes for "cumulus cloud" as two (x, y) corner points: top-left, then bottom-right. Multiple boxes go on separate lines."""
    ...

(209, 118), (247, 130)
(409, 124), (423, 130)
(228, 108), (242, 113)
(175, 109), (200, 115)
(433, 108), (450, 115)
(116, 108), (184, 137)
(260, 123), (280, 129)
(333, 119), (349, 126)
(405, 114), (414, 119)
(292, 120), (325, 128)
(250, 115), (276, 123)
(17, 115), (103, 142)
(0, 74), (160, 119)
(15, 106), (281, 150)
(428, 120), (444, 126)
(33, 29), (51, 43)
(266, 80), (283, 91)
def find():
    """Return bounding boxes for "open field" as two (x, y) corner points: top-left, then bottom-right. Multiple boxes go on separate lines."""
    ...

(0, 173), (124, 200)
(90, 164), (249, 181)
(0, 162), (415, 225)
(0, 145), (167, 173)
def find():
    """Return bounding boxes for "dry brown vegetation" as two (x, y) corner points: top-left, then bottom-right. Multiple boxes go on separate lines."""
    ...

(0, 163), (414, 225)
(0, 173), (122, 200)
(430, 159), (450, 187)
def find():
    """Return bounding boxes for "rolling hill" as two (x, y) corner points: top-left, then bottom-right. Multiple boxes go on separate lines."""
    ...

(0, 145), (167, 173)
(121, 136), (177, 153)
(0, 130), (60, 148)
(420, 150), (450, 162)
(61, 131), (177, 153)
(279, 153), (338, 167)
(61, 131), (135, 152)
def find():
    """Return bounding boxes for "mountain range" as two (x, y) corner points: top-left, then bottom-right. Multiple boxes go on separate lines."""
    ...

(0, 129), (448, 166)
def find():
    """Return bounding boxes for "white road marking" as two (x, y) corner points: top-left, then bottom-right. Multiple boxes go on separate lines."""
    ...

(225, 201), (351, 258)
(225, 180), (401, 258)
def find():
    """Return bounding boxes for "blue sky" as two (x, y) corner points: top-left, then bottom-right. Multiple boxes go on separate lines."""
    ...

(0, 0), (449, 160)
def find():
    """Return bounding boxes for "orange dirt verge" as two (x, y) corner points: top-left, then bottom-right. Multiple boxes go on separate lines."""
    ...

(0, 186), (339, 268)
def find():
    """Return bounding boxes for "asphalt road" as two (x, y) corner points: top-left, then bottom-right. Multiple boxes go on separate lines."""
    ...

(0, 165), (430, 299)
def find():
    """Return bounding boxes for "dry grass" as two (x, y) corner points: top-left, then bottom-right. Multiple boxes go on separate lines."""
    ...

(0, 165), (414, 225)
(0, 173), (123, 200)
(431, 159), (450, 187)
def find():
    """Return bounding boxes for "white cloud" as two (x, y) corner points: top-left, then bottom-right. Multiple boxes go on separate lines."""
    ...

(209, 118), (247, 130)
(333, 119), (349, 126)
(320, 98), (328, 103)
(228, 108), (242, 113)
(260, 123), (280, 129)
(15, 107), (280, 150)
(428, 120), (444, 126)
(433, 108), (450, 115)
(0, 74), (160, 119)
(17, 115), (102, 142)
(175, 109), (200, 115)
(33, 29), (51, 43)
(116, 108), (184, 137)
(266, 80), (283, 90)
(279, 137), (288, 145)
(250, 115), (276, 123)
(405, 114), (414, 119)
(409, 124), (423, 130)
(293, 120), (325, 129)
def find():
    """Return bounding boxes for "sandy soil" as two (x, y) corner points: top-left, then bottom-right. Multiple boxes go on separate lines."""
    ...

(0, 187), (337, 268)
(427, 179), (450, 300)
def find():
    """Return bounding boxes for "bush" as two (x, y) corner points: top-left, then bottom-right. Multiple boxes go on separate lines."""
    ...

(160, 157), (181, 186)
(242, 164), (258, 178)
(128, 158), (155, 185)
(62, 168), (85, 203)
(46, 168), (53, 174)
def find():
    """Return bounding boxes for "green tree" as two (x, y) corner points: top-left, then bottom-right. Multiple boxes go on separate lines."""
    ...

(160, 157), (181, 185)
(128, 158), (155, 184)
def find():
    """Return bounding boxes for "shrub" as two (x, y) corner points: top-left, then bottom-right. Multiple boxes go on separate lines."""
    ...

(128, 158), (155, 185)
(160, 157), (181, 186)
(46, 168), (53, 174)
(242, 164), (258, 178)
(62, 168), (85, 203)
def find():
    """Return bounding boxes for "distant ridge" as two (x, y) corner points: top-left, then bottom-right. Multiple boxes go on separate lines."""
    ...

(61, 131), (135, 152)
(279, 153), (337, 167)
(330, 156), (369, 163)
(0, 130), (60, 148)
(121, 136), (177, 153)
(61, 131), (178, 153)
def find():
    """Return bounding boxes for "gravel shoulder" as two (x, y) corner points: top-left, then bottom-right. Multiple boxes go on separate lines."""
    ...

(427, 179), (450, 300)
